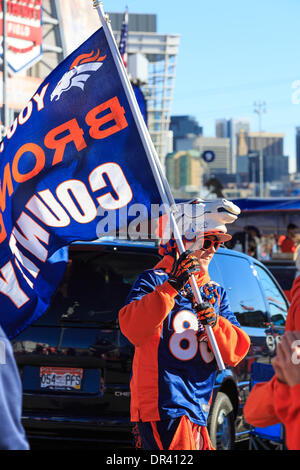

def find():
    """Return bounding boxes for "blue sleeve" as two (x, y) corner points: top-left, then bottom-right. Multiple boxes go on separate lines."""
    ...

(125, 269), (167, 305)
(0, 327), (29, 450)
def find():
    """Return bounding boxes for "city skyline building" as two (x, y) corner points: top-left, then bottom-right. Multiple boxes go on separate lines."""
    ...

(166, 150), (207, 196)
(170, 115), (203, 152)
(193, 136), (231, 176)
(215, 118), (251, 174)
(248, 153), (289, 184)
(246, 132), (284, 157)
(235, 129), (289, 192)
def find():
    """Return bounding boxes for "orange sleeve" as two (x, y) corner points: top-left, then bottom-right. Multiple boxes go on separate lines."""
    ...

(243, 276), (300, 435)
(285, 275), (300, 331)
(208, 316), (251, 367)
(119, 281), (177, 346)
(243, 376), (282, 427)
(281, 238), (296, 253)
(243, 276), (300, 431)
(274, 383), (300, 450)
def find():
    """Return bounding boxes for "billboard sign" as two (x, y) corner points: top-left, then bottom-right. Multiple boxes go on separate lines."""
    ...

(57, 0), (99, 56)
(0, 0), (43, 73)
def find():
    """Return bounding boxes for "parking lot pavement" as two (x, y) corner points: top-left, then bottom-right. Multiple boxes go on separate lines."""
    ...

(28, 438), (134, 451)
(29, 437), (251, 451)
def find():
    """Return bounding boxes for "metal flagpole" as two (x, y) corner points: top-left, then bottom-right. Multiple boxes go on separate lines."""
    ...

(93, 1), (225, 371)
(93, 1), (175, 208)
(2, 0), (8, 134)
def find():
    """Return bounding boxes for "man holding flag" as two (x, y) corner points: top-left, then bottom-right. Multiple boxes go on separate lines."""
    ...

(119, 199), (251, 450)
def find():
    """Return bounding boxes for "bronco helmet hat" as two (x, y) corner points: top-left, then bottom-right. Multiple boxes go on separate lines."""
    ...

(159, 198), (240, 256)
(174, 198), (240, 243)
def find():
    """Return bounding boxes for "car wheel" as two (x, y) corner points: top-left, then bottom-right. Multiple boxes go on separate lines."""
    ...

(208, 392), (235, 450)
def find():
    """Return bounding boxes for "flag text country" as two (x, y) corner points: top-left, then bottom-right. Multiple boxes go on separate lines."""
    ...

(1, 160), (132, 309)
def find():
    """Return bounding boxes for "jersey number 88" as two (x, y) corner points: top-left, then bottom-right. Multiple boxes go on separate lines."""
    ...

(169, 310), (215, 363)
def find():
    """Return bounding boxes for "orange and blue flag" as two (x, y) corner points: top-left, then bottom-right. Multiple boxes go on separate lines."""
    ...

(0, 27), (162, 338)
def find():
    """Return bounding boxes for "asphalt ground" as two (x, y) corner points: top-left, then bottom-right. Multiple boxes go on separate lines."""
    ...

(28, 437), (251, 451)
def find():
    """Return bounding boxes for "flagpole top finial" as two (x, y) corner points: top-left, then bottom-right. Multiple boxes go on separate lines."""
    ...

(93, 0), (102, 8)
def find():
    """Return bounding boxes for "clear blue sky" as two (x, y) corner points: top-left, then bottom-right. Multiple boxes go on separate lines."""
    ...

(105, 0), (300, 172)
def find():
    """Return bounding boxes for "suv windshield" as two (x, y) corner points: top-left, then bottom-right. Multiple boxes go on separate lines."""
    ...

(35, 247), (160, 326)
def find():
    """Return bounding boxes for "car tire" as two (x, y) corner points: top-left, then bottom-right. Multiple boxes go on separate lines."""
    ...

(208, 392), (235, 450)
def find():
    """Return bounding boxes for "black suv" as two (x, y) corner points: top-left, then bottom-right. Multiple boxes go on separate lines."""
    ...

(12, 240), (289, 449)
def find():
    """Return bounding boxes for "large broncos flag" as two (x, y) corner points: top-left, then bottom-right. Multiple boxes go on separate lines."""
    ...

(0, 27), (163, 338)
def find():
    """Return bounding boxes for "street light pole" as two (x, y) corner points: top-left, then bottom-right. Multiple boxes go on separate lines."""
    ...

(254, 101), (267, 198)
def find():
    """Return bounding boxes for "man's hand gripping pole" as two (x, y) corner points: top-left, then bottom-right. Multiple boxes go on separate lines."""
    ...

(170, 211), (226, 371)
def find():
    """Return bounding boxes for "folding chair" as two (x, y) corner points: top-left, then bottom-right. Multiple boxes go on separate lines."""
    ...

(248, 362), (286, 450)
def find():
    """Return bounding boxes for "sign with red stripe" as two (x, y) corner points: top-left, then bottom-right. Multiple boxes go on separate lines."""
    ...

(0, 0), (43, 73)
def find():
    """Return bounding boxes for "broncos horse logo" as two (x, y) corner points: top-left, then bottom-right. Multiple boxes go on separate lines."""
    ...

(50, 50), (106, 102)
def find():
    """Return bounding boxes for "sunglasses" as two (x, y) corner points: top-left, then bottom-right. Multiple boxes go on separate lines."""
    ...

(185, 237), (222, 252)
(201, 238), (222, 251)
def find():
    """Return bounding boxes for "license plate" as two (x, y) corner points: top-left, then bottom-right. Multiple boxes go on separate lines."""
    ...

(40, 367), (83, 391)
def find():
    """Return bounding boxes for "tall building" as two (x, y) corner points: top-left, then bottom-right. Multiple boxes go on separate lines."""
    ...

(166, 150), (207, 195)
(215, 118), (251, 173)
(235, 129), (289, 186)
(247, 132), (284, 156)
(215, 119), (231, 139)
(109, 12), (180, 168)
(193, 136), (231, 175)
(248, 153), (289, 184)
(296, 127), (300, 173)
(170, 115), (203, 152)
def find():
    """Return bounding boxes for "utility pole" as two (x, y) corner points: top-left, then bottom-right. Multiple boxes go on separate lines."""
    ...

(254, 101), (267, 197)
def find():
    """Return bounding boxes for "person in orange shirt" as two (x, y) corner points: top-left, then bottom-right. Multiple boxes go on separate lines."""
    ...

(119, 199), (250, 450)
(278, 223), (299, 253)
(271, 331), (300, 450)
(243, 273), (300, 450)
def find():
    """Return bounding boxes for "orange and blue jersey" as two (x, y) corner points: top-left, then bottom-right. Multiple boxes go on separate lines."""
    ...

(135, 416), (214, 450)
(119, 255), (250, 426)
